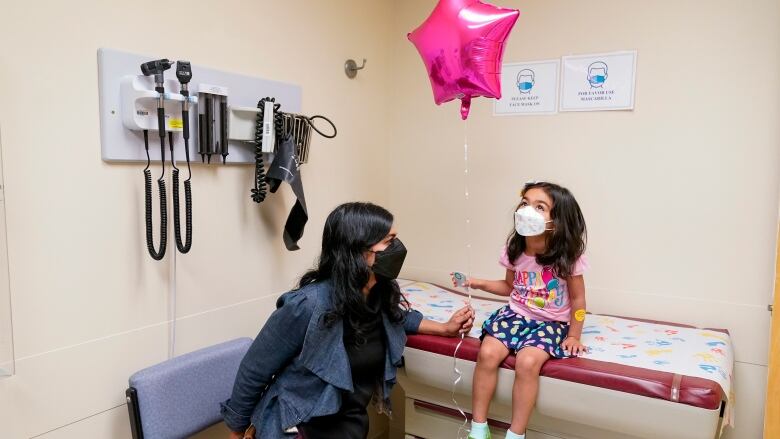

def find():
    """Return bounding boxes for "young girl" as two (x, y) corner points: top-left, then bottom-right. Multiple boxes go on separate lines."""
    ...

(454, 181), (588, 439)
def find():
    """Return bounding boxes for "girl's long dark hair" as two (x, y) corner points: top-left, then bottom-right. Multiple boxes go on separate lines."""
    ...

(506, 182), (587, 278)
(299, 202), (408, 339)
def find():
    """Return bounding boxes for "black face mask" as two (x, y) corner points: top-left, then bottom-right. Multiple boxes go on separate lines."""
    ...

(371, 238), (407, 280)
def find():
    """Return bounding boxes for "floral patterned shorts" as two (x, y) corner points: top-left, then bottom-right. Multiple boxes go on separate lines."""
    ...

(481, 305), (572, 358)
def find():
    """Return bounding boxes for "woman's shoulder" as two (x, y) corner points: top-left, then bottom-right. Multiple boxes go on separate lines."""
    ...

(277, 280), (333, 312)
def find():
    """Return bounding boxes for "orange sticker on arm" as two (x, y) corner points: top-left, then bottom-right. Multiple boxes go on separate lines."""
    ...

(574, 309), (586, 322)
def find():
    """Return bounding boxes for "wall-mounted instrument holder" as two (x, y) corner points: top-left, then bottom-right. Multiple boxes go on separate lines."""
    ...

(98, 48), (302, 164)
(98, 49), (336, 259)
(229, 106), (336, 164)
(119, 75), (195, 133)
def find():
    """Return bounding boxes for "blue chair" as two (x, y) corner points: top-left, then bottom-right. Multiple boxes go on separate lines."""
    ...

(126, 338), (253, 439)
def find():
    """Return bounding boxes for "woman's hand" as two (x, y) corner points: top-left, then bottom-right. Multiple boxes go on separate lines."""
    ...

(561, 336), (587, 356)
(443, 305), (475, 336)
(228, 424), (254, 439)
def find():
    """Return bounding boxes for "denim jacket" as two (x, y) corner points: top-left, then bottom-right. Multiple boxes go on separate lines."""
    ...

(220, 281), (423, 438)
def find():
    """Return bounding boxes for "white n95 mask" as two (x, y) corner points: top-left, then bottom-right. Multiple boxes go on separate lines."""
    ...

(514, 206), (553, 236)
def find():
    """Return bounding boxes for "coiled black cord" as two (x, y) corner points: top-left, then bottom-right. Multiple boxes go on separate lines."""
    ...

(144, 130), (167, 260)
(171, 170), (192, 253)
(251, 97), (282, 203)
(169, 132), (192, 254)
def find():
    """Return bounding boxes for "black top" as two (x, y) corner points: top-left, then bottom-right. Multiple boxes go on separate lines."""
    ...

(299, 296), (386, 439)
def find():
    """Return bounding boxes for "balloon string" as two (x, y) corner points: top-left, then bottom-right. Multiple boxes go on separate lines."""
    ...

(453, 120), (473, 439)
(453, 333), (468, 439)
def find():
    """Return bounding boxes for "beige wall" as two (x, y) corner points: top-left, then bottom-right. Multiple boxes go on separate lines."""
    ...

(0, 150), (12, 376)
(389, 1), (779, 439)
(0, 1), (393, 437)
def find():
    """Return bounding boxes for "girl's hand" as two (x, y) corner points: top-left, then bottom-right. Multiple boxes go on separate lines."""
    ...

(450, 272), (468, 288)
(561, 336), (587, 356)
(228, 431), (244, 439)
(450, 273), (481, 289)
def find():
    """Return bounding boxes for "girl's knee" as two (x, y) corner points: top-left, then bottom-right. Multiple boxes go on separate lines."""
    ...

(477, 340), (508, 366)
(514, 351), (546, 376)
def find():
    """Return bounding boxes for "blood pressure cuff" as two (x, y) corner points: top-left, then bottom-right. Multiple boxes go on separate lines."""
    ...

(267, 134), (308, 251)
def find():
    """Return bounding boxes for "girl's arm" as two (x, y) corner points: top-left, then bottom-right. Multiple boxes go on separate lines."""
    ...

(462, 269), (514, 297)
(561, 275), (587, 356)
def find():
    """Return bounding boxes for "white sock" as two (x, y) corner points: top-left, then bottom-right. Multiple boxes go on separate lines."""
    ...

(505, 429), (525, 439)
(469, 420), (488, 439)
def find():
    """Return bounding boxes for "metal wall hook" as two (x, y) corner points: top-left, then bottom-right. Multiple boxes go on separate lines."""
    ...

(344, 58), (367, 79)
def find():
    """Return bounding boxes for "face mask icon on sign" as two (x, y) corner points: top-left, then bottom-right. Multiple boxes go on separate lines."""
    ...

(587, 61), (608, 88)
(517, 69), (535, 93)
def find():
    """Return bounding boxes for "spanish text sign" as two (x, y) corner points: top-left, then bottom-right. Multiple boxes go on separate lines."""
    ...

(560, 51), (636, 111)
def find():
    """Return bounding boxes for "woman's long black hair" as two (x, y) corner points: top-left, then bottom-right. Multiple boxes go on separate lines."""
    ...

(299, 202), (408, 338)
(506, 182), (587, 278)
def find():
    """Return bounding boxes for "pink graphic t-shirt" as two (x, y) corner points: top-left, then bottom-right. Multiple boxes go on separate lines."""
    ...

(499, 246), (589, 323)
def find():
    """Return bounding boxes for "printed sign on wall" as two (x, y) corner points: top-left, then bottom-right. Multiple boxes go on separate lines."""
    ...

(494, 60), (559, 115)
(560, 51), (637, 111)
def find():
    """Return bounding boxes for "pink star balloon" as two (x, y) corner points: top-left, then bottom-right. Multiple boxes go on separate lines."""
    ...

(408, 0), (519, 119)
